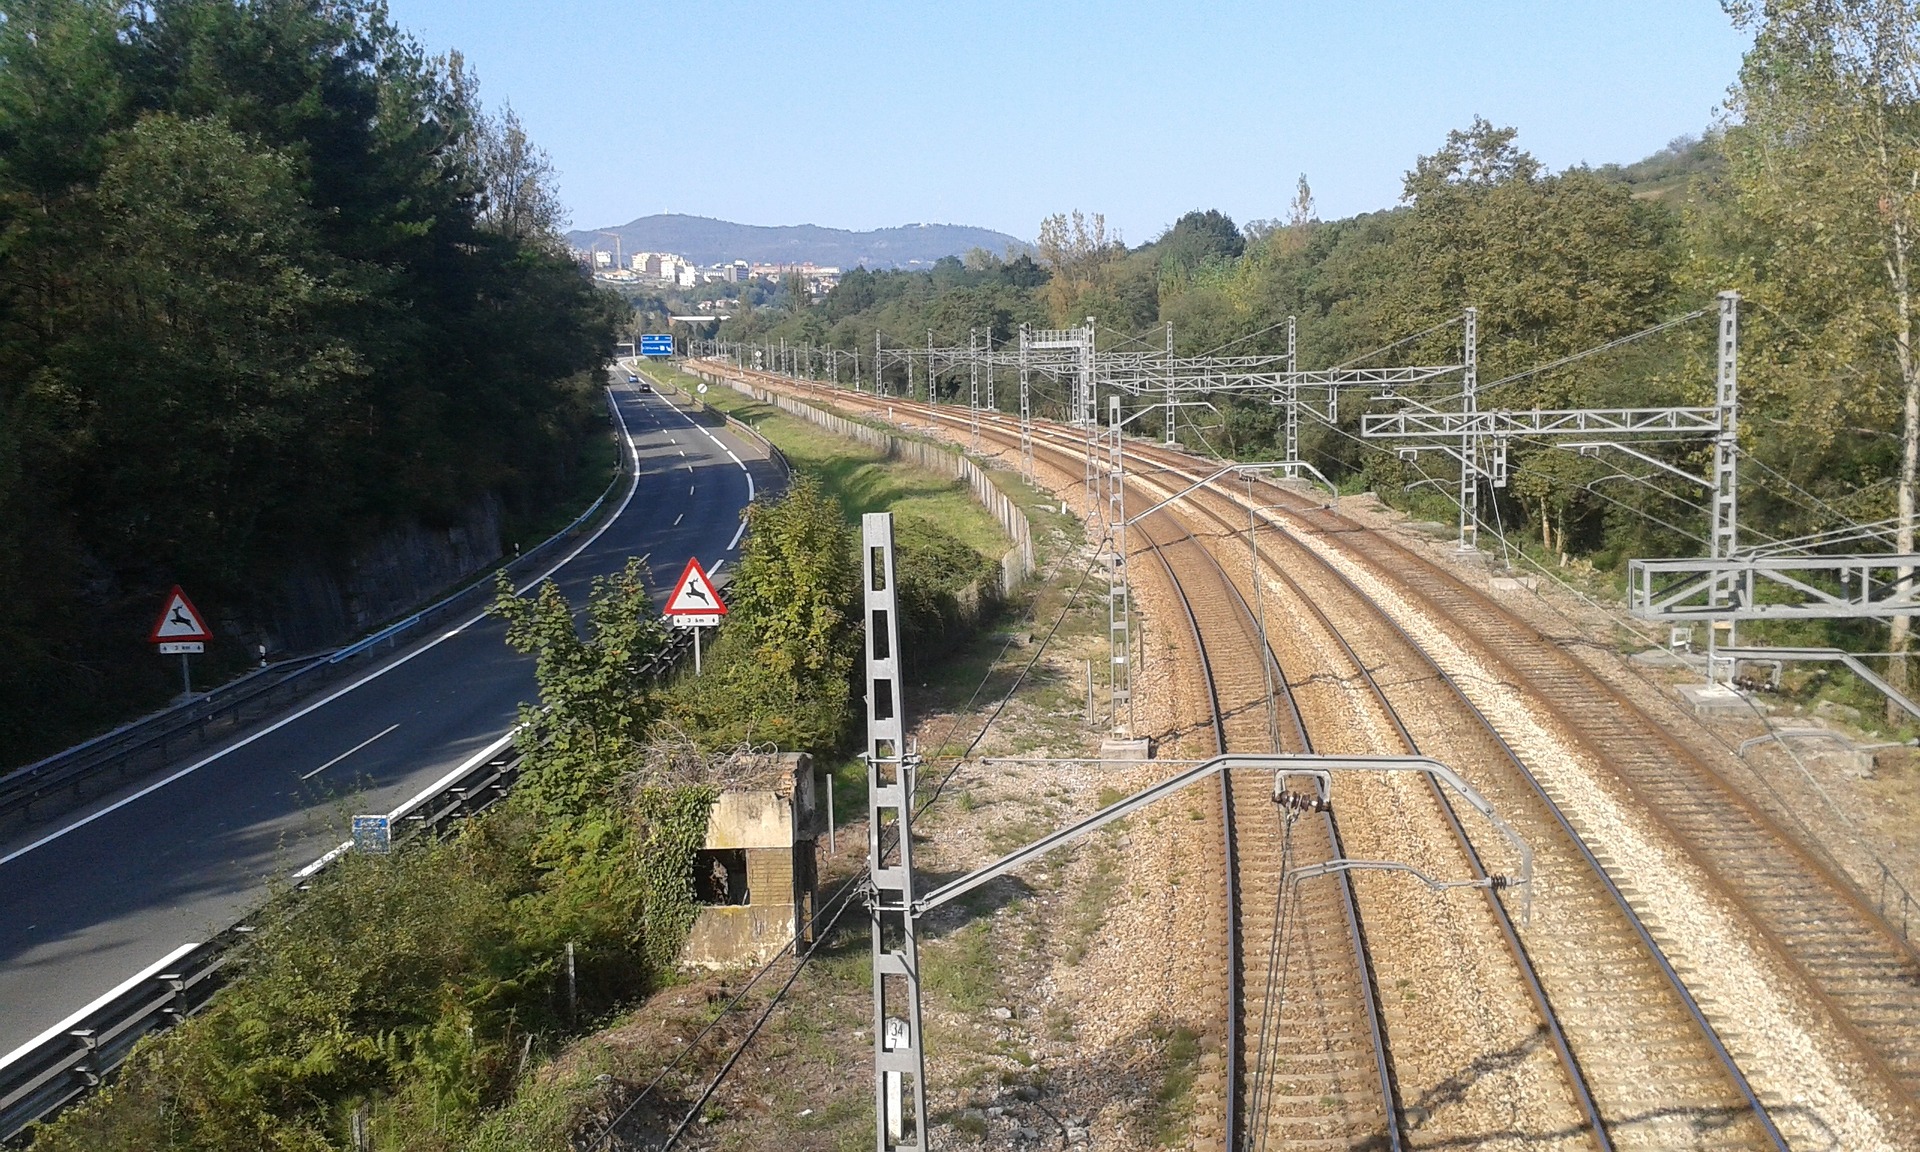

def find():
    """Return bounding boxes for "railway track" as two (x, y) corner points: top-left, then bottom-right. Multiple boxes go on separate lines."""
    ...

(1154, 471), (1782, 1149)
(1132, 509), (1399, 1149)
(704, 363), (1920, 1142)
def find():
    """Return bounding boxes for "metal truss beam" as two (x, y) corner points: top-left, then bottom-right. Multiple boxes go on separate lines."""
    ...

(1628, 554), (1920, 620)
(1362, 406), (1720, 438)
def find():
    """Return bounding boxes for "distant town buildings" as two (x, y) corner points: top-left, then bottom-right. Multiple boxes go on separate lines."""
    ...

(573, 247), (840, 295)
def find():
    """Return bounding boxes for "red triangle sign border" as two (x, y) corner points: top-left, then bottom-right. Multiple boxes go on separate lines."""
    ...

(662, 557), (727, 617)
(149, 585), (213, 643)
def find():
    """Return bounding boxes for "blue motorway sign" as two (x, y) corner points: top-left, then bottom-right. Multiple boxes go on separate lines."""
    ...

(640, 333), (674, 357)
(352, 814), (392, 854)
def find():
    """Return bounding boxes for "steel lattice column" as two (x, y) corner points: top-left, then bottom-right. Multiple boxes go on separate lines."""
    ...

(862, 514), (928, 1150)
(1108, 396), (1133, 733)
(1458, 307), (1479, 551)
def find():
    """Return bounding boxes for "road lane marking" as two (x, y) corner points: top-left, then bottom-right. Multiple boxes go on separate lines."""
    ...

(0, 941), (201, 1073)
(689, 485), (696, 495)
(727, 519), (747, 551)
(0, 392), (652, 869)
(674, 513), (684, 526)
(292, 728), (519, 880)
(299, 723), (399, 780)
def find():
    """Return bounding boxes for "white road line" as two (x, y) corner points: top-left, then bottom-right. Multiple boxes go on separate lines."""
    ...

(689, 485), (696, 495)
(0, 941), (201, 1072)
(299, 724), (399, 780)
(727, 519), (747, 551)
(0, 395), (648, 869)
(674, 513), (684, 526)
(292, 728), (519, 879)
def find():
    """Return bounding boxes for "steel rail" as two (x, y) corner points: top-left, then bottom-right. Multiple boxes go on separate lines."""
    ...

(723, 363), (1777, 1146)
(1132, 521), (1241, 1151)
(1123, 438), (1786, 1147)
(1133, 515), (1399, 1151)
(1059, 411), (1773, 1146)
(704, 364), (1395, 1147)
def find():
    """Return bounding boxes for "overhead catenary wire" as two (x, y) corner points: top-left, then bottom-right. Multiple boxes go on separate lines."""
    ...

(1479, 308), (1710, 391)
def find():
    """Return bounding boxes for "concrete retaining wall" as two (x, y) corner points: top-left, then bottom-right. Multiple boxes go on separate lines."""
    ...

(684, 365), (1036, 596)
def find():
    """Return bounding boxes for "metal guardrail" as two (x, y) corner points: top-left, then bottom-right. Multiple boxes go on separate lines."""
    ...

(0, 627), (697, 1144)
(0, 394), (635, 839)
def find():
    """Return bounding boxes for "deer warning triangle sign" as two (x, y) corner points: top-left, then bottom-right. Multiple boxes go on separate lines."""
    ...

(663, 557), (727, 618)
(149, 586), (212, 642)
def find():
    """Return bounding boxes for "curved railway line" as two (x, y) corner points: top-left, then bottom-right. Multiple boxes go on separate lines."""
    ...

(1133, 508), (1400, 1148)
(700, 362), (1920, 1146)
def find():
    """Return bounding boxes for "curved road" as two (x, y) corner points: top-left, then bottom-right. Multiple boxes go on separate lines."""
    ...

(0, 376), (780, 1059)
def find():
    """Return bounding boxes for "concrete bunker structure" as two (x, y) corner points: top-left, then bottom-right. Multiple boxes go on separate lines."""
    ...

(681, 751), (822, 967)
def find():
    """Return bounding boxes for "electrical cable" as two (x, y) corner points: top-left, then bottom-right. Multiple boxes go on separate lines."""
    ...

(915, 541), (1106, 817)
(1330, 315), (1464, 371)
(578, 871), (868, 1150)
(915, 539), (1107, 817)
(1479, 308), (1709, 391)
(654, 890), (865, 1151)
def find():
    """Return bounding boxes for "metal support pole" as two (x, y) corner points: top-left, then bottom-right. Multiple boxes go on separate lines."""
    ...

(984, 330), (995, 412)
(927, 330), (936, 405)
(1284, 316), (1300, 475)
(969, 329), (980, 452)
(1019, 324), (1033, 481)
(1108, 395), (1133, 734)
(876, 329), (883, 396)
(1163, 321), (1177, 446)
(1084, 320), (1099, 520)
(1458, 307), (1479, 552)
(180, 654), (192, 697)
(1708, 291), (1741, 683)
(862, 513), (928, 1151)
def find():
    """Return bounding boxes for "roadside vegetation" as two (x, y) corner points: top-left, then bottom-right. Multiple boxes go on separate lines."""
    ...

(0, 0), (624, 762)
(28, 435), (1017, 1150)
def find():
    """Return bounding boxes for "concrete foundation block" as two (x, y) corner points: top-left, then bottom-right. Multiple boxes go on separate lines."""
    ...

(1677, 682), (1764, 717)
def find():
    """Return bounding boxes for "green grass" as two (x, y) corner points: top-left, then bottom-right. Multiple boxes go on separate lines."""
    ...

(1147, 1024), (1204, 1145)
(642, 363), (1012, 559)
(923, 921), (999, 1011)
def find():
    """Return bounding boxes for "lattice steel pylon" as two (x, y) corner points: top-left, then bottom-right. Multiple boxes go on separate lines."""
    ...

(1107, 396), (1134, 733)
(861, 513), (928, 1151)
(969, 328), (981, 452)
(1458, 306), (1480, 550)
(1709, 290), (1741, 668)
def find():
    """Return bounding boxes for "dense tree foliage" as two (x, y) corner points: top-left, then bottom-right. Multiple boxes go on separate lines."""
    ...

(0, 0), (622, 758)
(725, 11), (1920, 632)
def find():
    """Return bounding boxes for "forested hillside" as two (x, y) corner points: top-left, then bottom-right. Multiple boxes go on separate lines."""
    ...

(722, 3), (1920, 676)
(0, 0), (623, 759)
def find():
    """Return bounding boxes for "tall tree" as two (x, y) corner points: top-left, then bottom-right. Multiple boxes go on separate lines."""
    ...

(1719, 1), (1920, 700)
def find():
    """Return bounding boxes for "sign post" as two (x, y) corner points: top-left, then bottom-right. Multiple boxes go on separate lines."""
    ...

(662, 557), (726, 675)
(148, 585), (212, 696)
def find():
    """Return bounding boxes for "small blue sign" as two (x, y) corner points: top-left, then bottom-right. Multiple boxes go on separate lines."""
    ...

(352, 814), (391, 854)
(640, 333), (674, 358)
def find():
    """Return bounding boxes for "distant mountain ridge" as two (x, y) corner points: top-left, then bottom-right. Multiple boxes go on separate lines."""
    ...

(566, 214), (1029, 269)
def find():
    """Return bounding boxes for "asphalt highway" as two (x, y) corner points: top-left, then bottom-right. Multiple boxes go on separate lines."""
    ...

(0, 376), (780, 1060)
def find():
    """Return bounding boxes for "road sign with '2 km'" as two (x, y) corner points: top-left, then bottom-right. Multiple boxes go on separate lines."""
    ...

(663, 558), (726, 628)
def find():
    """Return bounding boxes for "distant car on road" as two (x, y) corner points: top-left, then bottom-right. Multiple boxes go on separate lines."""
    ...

(636, 380), (651, 392)
(627, 373), (639, 383)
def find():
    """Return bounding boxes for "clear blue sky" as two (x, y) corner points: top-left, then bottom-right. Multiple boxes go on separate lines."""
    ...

(383, 1), (1752, 244)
